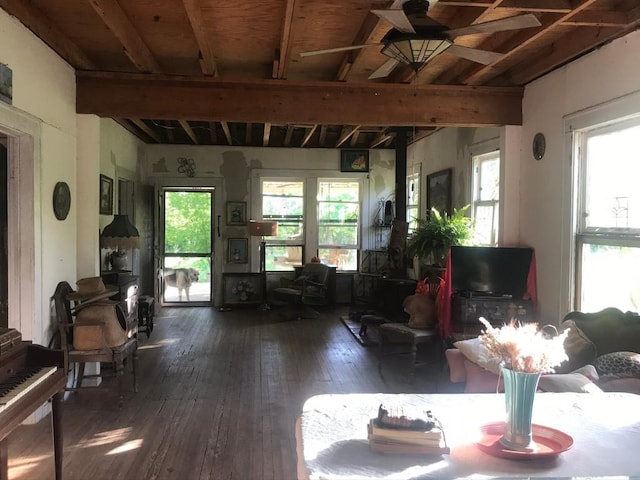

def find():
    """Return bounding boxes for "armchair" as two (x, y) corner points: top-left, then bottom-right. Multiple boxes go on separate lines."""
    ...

(273, 263), (330, 319)
(53, 280), (138, 406)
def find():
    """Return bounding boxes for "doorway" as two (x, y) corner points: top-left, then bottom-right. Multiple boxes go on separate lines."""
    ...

(0, 139), (6, 327)
(160, 188), (214, 305)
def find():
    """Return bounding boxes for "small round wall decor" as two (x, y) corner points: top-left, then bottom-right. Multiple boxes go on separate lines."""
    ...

(532, 132), (546, 160)
(53, 181), (71, 220)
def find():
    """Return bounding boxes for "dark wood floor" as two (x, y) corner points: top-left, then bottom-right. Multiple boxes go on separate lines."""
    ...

(8, 305), (453, 480)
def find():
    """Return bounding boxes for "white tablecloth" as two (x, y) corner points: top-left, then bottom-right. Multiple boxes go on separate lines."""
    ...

(296, 392), (640, 479)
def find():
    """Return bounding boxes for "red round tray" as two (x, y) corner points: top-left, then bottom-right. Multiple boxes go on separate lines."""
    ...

(475, 422), (574, 459)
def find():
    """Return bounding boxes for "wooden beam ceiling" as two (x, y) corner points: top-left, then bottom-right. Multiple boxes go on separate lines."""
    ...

(76, 72), (525, 127)
(88, 0), (162, 73)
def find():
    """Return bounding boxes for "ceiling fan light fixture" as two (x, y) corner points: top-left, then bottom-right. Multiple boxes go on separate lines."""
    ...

(381, 35), (452, 71)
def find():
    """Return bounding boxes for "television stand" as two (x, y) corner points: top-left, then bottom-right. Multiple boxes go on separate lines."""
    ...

(452, 293), (535, 335)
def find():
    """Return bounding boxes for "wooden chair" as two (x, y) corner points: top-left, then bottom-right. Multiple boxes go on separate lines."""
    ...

(53, 281), (138, 406)
(378, 274), (444, 381)
(273, 263), (330, 319)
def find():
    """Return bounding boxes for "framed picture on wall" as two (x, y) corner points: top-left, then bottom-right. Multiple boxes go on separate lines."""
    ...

(222, 273), (264, 306)
(99, 174), (113, 215)
(426, 168), (452, 217)
(340, 150), (369, 172)
(228, 238), (248, 264)
(226, 201), (247, 225)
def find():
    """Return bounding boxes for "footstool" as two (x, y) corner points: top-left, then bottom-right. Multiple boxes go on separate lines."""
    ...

(359, 314), (387, 336)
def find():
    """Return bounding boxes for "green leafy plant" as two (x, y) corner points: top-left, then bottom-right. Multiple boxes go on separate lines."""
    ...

(407, 205), (473, 267)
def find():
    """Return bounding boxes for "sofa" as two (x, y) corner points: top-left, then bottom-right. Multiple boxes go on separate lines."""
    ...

(445, 307), (640, 394)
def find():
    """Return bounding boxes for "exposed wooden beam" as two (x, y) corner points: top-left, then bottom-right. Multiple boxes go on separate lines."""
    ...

(77, 72), (525, 127)
(284, 126), (294, 146)
(506, 24), (640, 85)
(221, 121), (232, 145)
(370, 132), (392, 148)
(87, 0), (162, 73)
(114, 118), (152, 142)
(166, 121), (175, 143)
(263, 123), (271, 147)
(462, 0), (600, 85)
(319, 125), (328, 147)
(208, 122), (217, 144)
(336, 5), (392, 81)
(182, 0), (217, 75)
(246, 122), (253, 145)
(0, 0), (96, 69)
(497, 0), (571, 12)
(561, 10), (630, 27)
(178, 120), (198, 144)
(276, 0), (297, 79)
(350, 131), (360, 147)
(301, 125), (317, 148)
(336, 126), (360, 148)
(130, 118), (161, 143)
(411, 128), (436, 143)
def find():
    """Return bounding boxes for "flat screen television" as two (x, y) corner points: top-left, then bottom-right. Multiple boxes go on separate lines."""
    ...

(450, 246), (533, 299)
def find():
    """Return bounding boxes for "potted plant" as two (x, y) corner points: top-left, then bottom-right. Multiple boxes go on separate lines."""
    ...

(407, 205), (473, 270)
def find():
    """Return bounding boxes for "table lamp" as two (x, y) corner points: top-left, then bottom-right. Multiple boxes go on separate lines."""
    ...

(249, 220), (278, 310)
(100, 214), (140, 271)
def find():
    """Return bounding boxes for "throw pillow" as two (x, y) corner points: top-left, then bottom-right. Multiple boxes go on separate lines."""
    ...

(403, 294), (437, 329)
(453, 337), (501, 376)
(594, 351), (640, 378)
(555, 320), (598, 374)
(538, 372), (603, 393)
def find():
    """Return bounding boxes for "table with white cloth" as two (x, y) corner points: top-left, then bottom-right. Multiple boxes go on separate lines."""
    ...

(295, 392), (640, 479)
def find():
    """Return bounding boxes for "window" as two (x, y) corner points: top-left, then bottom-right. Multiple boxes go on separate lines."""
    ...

(262, 180), (304, 271)
(317, 179), (360, 271)
(406, 169), (420, 233)
(575, 118), (640, 313)
(471, 151), (500, 245)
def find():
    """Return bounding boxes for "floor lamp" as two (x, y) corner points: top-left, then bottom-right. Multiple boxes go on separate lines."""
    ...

(249, 220), (278, 310)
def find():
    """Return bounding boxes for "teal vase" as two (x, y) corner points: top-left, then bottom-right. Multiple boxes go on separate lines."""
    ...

(500, 365), (541, 451)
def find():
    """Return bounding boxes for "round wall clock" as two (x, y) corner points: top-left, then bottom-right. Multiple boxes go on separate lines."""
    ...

(532, 132), (546, 160)
(53, 181), (71, 220)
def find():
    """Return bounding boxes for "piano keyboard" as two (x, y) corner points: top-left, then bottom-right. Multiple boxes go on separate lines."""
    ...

(0, 366), (59, 411)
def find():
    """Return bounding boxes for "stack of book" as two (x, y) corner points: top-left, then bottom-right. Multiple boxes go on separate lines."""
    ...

(367, 404), (450, 454)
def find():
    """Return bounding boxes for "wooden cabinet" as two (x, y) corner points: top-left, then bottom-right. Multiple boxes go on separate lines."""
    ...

(452, 295), (535, 335)
(100, 271), (139, 330)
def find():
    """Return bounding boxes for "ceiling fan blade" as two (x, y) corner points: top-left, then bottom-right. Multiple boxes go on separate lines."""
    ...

(299, 43), (381, 57)
(446, 13), (541, 39)
(368, 58), (400, 79)
(371, 9), (416, 34)
(446, 45), (504, 65)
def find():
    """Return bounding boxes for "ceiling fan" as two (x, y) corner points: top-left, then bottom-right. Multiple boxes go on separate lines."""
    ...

(300, 0), (542, 79)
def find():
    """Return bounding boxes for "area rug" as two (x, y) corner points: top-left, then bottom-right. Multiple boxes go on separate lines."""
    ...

(340, 315), (380, 347)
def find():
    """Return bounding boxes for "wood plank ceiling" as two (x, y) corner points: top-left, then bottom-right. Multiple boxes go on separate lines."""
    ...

(1, 0), (638, 149)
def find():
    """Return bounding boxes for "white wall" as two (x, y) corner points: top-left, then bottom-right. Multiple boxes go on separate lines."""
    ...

(407, 126), (506, 224)
(143, 145), (396, 243)
(0, 9), (77, 343)
(408, 30), (640, 326)
(521, 29), (640, 324)
(0, 10), (141, 345)
(143, 144), (396, 305)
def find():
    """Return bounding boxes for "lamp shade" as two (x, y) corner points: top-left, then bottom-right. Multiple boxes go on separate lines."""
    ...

(100, 214), (140, 249)
(249, 220), (278, 237)
(381, 30), (452, 71)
